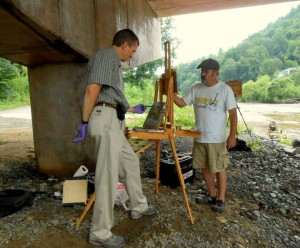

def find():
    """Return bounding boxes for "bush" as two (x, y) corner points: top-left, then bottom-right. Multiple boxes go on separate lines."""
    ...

(125, 79), (155, 106)
(174, 105), (195, 128)
(0, 76), (30, 104)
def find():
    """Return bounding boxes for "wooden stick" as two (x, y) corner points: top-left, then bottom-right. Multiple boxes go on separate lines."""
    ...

(135, 141), (156, 155)
(76, 192), (96, 230)
(169, 135), (195, 225)
(155, 140), (161, 193)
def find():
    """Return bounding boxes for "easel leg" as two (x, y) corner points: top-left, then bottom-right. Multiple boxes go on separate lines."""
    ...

(76, 192), (95, 230)
(135, 141), (156, 156)
(169, 136), (195, 224)
(155, 140), (160, 193)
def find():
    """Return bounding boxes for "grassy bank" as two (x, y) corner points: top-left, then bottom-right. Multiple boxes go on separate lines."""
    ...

(0, 76), (30, 111)
(0, 101), (30, 111)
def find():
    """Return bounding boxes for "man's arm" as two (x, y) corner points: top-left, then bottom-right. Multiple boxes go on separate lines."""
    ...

(227, 108), (237, 149)
(127, 107), (135, 113)
(82, 83), (102, 122)
(174, 93), (187, 107)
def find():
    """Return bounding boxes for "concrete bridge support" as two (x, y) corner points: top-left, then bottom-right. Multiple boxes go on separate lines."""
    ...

(29, 63), (96, 177)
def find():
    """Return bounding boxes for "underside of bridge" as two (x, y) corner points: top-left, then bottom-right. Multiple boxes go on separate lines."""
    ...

(146, 0), (296, 17)
(0, 0), (295, 177)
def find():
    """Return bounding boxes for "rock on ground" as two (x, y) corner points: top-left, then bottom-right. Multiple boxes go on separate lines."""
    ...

(0, 133), (299, 248)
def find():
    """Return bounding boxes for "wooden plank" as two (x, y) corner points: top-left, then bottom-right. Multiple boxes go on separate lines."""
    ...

(225, 80), (242, 97)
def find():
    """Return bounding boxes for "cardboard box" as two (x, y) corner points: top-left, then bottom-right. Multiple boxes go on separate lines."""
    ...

(62, 177), (88, 206)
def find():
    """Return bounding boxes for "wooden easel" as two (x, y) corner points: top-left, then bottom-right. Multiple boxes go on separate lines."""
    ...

(126, 41), (199, 224)
(76, 41), (200, 229)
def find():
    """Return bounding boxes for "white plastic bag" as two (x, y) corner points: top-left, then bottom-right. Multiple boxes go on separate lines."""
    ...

(114, 182), (130, 210)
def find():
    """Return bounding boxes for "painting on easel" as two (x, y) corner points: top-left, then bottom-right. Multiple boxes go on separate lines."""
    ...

(142, 102), (165, 129)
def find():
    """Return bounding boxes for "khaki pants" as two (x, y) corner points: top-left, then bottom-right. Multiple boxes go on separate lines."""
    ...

(89, 106), (148, 240)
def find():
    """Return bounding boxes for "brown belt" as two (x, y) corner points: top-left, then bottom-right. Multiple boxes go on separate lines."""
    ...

(95, 102), (117, 109)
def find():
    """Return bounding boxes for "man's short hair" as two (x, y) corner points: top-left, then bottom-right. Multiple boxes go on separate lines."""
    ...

(112, 29), (139, 47)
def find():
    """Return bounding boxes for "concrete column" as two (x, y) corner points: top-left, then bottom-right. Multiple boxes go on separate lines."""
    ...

(28, 63), (95, 178)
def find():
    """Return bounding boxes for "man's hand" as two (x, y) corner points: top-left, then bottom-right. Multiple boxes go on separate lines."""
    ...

(133, 104), (146, 114)
(174, 94), (187, 107)
(73, 123), (88, 143)
(226, 134), (236, 149)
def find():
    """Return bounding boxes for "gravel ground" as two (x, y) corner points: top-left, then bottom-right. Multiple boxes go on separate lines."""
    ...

(0, 133), (299, 248)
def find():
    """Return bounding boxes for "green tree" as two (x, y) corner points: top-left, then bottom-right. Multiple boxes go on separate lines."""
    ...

(290, 70), (300, 86)
(271, 33), (288, 60)
(260, 58), (283, 77)
(0, 58), (28, 102)
(0, 58), (20, 82)
(125, 79), (155, 106)
(284, 59), (298, 68)
(266, 77), (294, 103)
(176, 58), (203, 94)
(220, 58), (238, 82)
(241, 75), (272, 103)
(286, 39), (300, 61)
(180, 72), (199, 96)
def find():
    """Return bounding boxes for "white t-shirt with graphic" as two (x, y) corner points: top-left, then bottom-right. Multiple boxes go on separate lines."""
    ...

(183, 81), (236, 143)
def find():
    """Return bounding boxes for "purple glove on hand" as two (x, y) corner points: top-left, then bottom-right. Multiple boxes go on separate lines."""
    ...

(133, 104), (146, 114)
(73, 123), (88, 143)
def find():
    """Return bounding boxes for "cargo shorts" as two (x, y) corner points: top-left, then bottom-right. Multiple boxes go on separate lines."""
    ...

(192, 142), (229, 173)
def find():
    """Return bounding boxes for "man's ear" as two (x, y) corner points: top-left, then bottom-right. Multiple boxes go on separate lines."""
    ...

(122, 42), (128, 50)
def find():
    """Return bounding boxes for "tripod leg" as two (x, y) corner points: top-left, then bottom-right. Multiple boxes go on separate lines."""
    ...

(169, 135), (195, 224)
(236, 103), (253, 140)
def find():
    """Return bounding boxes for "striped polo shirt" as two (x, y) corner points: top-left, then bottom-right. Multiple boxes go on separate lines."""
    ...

(85, 47), (130, 109)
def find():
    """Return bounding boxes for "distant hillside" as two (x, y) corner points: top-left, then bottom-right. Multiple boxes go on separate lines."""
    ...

(176, 5), (300, 103)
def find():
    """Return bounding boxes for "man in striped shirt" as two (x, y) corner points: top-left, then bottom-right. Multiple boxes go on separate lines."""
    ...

(74, 29), (157, 248)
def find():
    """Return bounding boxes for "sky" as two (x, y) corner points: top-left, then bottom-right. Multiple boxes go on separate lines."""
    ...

(171, 1), (300, 65)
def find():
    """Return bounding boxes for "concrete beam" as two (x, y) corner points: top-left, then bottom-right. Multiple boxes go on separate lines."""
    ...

(94, 0), (162, 67)
(0, 0), (89, 66)
(1, 0), (162, 67)
(9, 0), (96, 58)
(127, 0), (162, 66)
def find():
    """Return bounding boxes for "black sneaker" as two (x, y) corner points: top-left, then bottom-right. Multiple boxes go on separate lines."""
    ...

(211, 200), (225, 213)
(195, 195), (217, 204)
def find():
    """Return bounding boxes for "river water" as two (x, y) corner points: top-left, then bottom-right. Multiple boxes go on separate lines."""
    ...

(236, 103), (300, 140)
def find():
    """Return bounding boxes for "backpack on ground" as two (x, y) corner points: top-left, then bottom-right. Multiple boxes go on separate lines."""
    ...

(0, 189), (35, 217)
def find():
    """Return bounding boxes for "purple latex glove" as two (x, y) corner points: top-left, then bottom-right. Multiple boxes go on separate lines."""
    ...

(133, 104), (146, 114)
(73, 123), (88, 143)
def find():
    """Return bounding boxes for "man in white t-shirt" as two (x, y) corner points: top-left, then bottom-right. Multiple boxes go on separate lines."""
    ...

(174, 58), (237, 213)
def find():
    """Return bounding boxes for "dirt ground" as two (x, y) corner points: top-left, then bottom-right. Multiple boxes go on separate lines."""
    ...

(0, 104), (299, 247)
